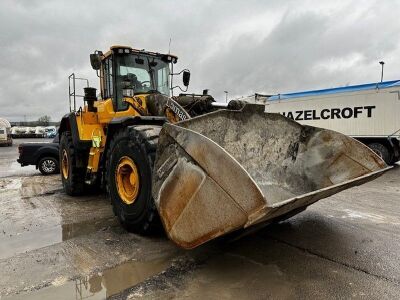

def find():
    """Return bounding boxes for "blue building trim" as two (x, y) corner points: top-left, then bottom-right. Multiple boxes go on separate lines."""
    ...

(268, 80), (400, 101)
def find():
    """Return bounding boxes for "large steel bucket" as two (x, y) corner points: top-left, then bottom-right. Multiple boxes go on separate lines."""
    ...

(152, 104), (390, 249)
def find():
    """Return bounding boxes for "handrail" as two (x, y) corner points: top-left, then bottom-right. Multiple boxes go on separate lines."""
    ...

(68, 73), (89, 112)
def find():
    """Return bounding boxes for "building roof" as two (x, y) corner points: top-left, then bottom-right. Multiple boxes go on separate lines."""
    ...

(268, 80), (400, 101)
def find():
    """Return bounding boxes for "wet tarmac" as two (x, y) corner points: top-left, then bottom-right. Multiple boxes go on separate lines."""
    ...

(1, 139), (400, 299)
(0, 138), (51, 178)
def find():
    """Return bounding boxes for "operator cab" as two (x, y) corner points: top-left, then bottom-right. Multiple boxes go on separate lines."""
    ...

(90, 46), (180, 112)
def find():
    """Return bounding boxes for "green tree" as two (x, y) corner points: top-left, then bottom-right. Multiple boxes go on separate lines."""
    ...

(38, 115), (51, 126)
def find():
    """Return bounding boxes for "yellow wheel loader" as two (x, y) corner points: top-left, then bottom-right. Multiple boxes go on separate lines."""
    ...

(59, 45), (390, 249)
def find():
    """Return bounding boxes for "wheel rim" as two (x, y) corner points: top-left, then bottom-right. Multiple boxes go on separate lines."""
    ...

(61, 150), (69, 179)
(42, 159), (56, 173)
(115, 156), (140, 205)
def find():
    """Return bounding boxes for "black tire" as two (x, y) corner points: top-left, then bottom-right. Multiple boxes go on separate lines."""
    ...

(59, 131), (86, 195)
(368, 142), (392, 165)
(38, 156), (59, 175)
(106, 125), (161, 234)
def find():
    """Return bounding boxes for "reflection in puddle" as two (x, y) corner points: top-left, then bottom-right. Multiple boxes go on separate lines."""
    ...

(0, 217), (118, 260)
(0, 172), (116, 260)
(6, 258), (170, 299)
(61, 218), (118, 241)
(86, 259), (169, 297)
(0, 225), (62, 260)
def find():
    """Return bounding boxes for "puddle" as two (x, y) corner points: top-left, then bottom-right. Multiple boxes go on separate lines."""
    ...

(61, 217), (118, 241)
(0, 225), (62, 260)
(0, 217), (118, 260)
(0, 139), (52, 178)
(0, 173), (116, 260)
(4, 258), (171, 299)
(0, 161), (38, 178)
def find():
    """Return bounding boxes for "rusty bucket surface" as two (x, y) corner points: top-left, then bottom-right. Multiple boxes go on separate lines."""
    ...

(152, 104), (390, 249)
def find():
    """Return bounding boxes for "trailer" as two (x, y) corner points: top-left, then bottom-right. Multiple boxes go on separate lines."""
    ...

(248, 80), (400, 164)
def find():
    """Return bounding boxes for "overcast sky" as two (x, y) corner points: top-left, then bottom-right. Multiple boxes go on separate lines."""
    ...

(1, 0), (400, 121)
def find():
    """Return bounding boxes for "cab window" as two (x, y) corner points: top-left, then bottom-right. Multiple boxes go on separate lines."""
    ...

(114, 53), (171, 111)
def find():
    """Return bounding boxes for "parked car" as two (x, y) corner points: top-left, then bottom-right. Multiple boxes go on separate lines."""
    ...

(17, 135), (60, 175)
(45, 126), (57, 138)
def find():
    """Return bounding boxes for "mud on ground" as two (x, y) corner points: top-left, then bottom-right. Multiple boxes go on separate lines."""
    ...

(1, 139), (400, 299)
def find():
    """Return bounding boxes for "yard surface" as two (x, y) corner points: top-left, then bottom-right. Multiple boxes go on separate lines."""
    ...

(1, 139), (399, 299)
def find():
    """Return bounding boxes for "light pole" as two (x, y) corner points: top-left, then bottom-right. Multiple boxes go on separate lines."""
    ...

(224, 91), (228, 103)
(379, 61), (385, 83)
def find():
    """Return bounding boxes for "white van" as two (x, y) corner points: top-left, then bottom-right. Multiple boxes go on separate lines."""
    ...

(0, 118), (12, 146)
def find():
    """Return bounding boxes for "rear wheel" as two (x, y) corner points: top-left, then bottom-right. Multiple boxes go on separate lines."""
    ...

(38, 157), (59, 175)
(368, 142), (392, 165)
(106, 125), (161, 234)
(59, 131), (86, 195)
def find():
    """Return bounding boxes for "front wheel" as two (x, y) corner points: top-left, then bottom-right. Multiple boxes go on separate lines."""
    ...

(59, 131), (86, 195)
(38, 157), (59, 175)
(106, 125), (161, 234)
(368, 142), (392, 165)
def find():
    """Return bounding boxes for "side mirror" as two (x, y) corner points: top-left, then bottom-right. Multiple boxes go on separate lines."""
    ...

(182, 70), (191, 87)
(90, 53), (102, 70)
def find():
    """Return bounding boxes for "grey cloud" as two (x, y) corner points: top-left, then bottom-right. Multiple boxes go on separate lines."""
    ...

(0, 0), (399, 121)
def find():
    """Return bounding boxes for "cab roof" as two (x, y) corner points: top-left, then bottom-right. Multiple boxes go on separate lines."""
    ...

(102, 45), (178, 63)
